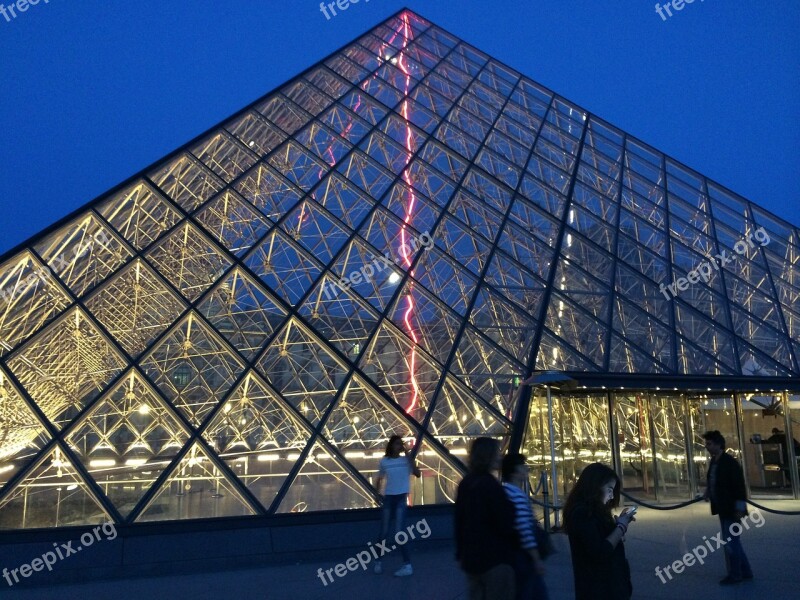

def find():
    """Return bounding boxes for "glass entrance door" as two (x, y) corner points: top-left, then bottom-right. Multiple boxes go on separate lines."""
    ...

(739, 393), (794, 497)
(687, 394), (740, 497)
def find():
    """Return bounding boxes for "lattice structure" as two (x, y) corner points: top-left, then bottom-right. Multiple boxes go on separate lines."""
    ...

(0, 9), (797, 528)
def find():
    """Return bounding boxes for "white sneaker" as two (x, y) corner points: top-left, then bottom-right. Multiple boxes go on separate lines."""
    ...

(394, 564), (413, 577)
(373, 560), (382, 574)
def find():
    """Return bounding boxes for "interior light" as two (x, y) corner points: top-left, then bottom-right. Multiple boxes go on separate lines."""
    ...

(388, 272), (401, 284)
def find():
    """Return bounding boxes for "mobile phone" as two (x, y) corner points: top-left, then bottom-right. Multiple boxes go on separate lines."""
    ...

(627, 506), (638, 515)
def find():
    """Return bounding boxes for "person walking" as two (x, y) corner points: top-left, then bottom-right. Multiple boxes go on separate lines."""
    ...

(702, 430), (754, 585)
(563, 463), (635, 600)
(373, 434), (421, 577)
(454, 437), (519, 600)
(501, 453), (549, 600)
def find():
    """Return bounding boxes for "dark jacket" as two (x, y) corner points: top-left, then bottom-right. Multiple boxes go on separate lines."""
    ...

(706, 451), (747, 518)
(566, 503), (632, 600)
(454, 471), (519, 574)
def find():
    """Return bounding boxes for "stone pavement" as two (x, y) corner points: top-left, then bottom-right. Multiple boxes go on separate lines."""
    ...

(7, 500), (799, 599)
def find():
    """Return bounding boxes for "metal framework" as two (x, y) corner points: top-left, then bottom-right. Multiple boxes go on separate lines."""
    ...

(0, 9), (798, 529)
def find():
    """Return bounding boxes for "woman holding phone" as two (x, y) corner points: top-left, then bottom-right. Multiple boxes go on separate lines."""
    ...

(563, 463), (636, 600)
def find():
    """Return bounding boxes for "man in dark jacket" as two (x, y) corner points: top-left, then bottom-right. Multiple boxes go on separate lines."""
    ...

(702, 430), (753, 585)
(455, 437), (519, 600)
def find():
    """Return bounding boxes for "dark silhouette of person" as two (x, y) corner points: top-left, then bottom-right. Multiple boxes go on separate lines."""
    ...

(455, 437), (519, 600)
(563, 463), (635, 600)
(702, 430), (753, 585)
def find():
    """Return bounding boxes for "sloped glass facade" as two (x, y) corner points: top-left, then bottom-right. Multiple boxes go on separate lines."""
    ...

(0, 10), (798, 529)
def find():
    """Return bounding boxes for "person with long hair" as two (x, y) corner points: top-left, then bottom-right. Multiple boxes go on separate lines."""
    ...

(563, 463), (635, 600)
(373, 434), (421, 577)
(455, 437), (519, 600)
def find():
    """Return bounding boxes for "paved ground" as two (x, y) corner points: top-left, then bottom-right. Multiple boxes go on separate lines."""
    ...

(6, 500), (799, 599)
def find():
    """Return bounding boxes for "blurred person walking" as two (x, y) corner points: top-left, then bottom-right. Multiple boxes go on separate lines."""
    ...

(455, 437), (519, 600)
(501, 453), (549, 600)
(563, 463), (635, 600)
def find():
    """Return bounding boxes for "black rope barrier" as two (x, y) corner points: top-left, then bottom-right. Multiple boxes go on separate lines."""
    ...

(528, 471), (800, 531)
(530, 489), (800, 515)
(619, 491), (704, 510)
(745, 499), (800, 516)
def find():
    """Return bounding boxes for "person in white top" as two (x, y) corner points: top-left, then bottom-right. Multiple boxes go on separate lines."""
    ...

(373, 435), (421, 577)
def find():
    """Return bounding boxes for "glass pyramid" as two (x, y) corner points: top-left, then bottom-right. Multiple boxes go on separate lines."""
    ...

(0, 9), (798, 529)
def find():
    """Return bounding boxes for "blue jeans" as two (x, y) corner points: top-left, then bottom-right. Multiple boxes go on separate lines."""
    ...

(378, 493), (410, 564)
(719, 516), (753, 580)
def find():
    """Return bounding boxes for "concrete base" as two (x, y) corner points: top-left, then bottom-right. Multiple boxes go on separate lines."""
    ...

(0, 506), (453, 589)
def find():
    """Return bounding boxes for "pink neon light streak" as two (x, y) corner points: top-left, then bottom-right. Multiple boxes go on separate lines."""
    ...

(395, 14), (420, 414)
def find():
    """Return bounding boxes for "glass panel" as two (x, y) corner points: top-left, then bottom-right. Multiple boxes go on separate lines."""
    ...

(0, 367), (51, 493)
(614, 393), (656, 499)
(275, 439), (376, 513)
(203, 372), (311, 511)
(6, 308), (128, 432)
(190, 131), (257, 182)
(99, 181), (181, 251)
(65, 371), (190, 517)
(193, 190), (271, 257)
(84, 260), (187, 358)
(649, 395), (690, 499)
(136, 441), (255, 521)
(410, 439), (463, 505)
(146, 222), (233, 303)
(149, 154), (224, 212)
(256, 319), (349, 425)
(0, 445), (111, 528)
(198, 268), (287, 361)
(34, 216), (132, 299)
(0, 252), (72, 356)
(243, 229), (322, 307)
(140, 313), (245, 428)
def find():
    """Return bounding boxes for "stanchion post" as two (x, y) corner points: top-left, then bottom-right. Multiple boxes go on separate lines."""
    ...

(541, 470), (551, 532)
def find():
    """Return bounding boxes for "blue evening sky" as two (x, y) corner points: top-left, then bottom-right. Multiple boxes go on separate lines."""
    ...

(0, 0), (797, 257)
